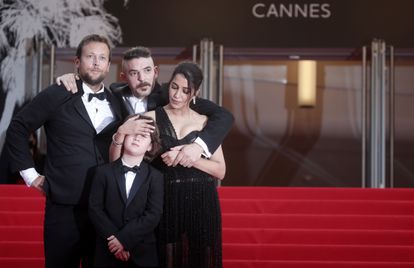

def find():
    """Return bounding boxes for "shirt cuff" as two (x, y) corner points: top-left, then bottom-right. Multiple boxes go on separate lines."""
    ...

(194, 137), (211, 159)
(20, 168), (40, 187)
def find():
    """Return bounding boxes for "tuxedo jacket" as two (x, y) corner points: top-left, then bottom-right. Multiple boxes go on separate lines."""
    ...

(111, 82), (234, 154)
(6, 80), (123, 205)
(88, 158), (164, 267)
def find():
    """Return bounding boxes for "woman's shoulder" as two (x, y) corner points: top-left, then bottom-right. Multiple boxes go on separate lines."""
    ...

(191, 110), (208, 125)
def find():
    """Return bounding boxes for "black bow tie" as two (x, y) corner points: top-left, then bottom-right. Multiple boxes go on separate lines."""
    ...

(88, 92), (106, 102)
(122, 165), (139, 173)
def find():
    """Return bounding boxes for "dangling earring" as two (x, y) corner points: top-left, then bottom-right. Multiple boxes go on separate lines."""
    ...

(192, 96), (196, 105)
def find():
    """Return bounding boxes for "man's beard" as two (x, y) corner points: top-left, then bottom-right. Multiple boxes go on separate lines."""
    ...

(132, 78), (156, 98)
(81, 72), (106, 86)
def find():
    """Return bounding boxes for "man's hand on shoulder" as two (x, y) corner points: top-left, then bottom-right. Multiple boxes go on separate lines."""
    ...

(56, 73), (79, 94)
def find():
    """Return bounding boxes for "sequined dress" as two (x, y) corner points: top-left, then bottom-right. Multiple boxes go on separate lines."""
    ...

(153, 107), (222, 268)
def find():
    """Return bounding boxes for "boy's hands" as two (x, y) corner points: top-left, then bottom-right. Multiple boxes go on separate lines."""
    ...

(107, 235), (130, 261)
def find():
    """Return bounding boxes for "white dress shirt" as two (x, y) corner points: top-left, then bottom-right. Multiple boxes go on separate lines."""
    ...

(81, 83), (115, 133)
(124, 95), (147, 115)
(121, 159), (140, 198)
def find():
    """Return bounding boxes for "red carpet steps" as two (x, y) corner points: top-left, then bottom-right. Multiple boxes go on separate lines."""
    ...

(218, 187), (414, 268)
(0, 185), (44, 268)
(1, 185), (414, 268)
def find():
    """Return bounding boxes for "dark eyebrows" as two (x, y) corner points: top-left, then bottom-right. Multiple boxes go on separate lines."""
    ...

(128, 65), (152, 72)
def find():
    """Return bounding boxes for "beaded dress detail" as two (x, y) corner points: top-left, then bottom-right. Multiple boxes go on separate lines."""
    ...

(153, 107), (222, 268)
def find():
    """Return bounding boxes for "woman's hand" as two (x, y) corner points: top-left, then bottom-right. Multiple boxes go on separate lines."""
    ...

(161, 148), (181, 166)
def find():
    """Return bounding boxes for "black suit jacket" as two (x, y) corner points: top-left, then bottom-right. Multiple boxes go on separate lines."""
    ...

(111, 82), (234, 154)
(88, 158), (164, 267)
(6, 80), (123, 205)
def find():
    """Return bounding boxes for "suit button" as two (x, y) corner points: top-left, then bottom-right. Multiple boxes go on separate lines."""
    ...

(125, 217), (130, 222)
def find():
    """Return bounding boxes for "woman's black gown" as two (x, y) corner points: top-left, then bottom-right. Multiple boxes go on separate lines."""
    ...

(153, 107), (222, 268)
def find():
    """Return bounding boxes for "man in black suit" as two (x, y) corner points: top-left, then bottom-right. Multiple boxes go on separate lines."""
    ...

(89, 116), (163, 268)
(6, 34), (123, 268)
(58, 46), (234, 166)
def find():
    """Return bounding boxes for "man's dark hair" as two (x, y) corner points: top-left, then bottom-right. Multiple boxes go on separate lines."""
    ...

(76, 34), (112, 61)
(123, 46), (152, 61)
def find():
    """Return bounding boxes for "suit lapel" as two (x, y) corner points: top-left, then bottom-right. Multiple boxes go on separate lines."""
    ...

(106, 88), (123, 120)
(120, 87), (135, 115)
(126, 161), (149, 206)
(147, 94), (157, 111)
(73, 98), (95, 129)
(98, 88), (123, 135)
(113, 159), (127, 204)
(72, 82), (95, 129)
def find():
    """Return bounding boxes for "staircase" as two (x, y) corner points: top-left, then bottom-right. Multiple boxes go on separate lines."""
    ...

(0, 185), (44, 268)
(1, 185), (414, 267)
(219, 187), (414, 268)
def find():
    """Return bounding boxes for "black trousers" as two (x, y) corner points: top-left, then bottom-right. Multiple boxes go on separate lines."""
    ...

(44, 199), (95, 268)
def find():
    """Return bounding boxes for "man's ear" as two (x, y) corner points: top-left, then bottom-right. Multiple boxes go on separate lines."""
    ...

(154, 66), (159, 80)
(120, 72), (127, 81)
(74, 58), (80, 68)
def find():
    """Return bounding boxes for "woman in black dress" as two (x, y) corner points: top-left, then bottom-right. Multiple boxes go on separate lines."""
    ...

(145, 61), (226, 268)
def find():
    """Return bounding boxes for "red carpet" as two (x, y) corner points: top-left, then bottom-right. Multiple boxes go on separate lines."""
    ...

(219, 186), (414, 268)
(0, 185), (44, 268)
(1, 185), (414, 267)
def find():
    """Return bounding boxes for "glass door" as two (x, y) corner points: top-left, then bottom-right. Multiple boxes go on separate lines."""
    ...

(219, 47), (414, 187)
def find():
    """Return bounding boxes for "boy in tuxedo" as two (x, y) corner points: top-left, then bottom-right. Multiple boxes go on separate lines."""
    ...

(89, 115), (163, 268)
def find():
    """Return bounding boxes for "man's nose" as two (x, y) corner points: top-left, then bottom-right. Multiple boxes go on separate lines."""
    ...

(92, 56), (99, 65)
(136, 72), (143, 81)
